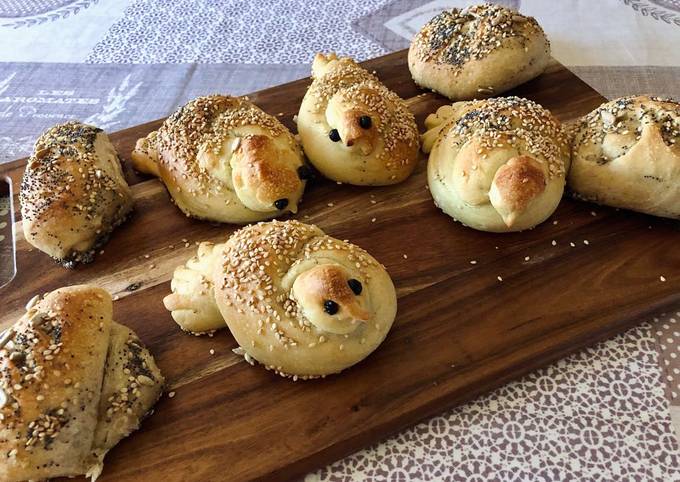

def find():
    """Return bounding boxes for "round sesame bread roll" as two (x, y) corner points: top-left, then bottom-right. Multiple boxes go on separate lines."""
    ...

(20, 122), (133, 267)
(210, 220), (397, 379)
(423, 97), (569, 232)
(131, 95), (308, 224)
(163, 241), (226, 335)
(569, 95), (680, 219)
(297, 53), (420, 185)
(408, 4), (550, 101)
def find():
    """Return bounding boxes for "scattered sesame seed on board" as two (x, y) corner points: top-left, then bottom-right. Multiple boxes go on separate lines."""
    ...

(371, 218), (376, 223)
(553, 220), (558, 225)
(497, 276), (503, 282)
(524, 256), (530, 261)
(403, 254), (408, 259)
(660, 275), (667, 282)
(590, 211), (597, 216)
(583, 240), (590, 245)
(327, 203), (334, 207)
(209, 349), (215, 355)
(551, 240), (557, 246)
(470, 260), (477, 265)
(570, 242), (575, 247)
(168, 391), (176, 398)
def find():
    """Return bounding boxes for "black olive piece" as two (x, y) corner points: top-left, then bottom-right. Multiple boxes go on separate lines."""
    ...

(323, 300), (339, 315)
(297, 165), (313, 181)
(329, 129), (341, 142)
(358, 115), (372, 129)
(274, 198), (289, 210)
(347, 278), (363, 295)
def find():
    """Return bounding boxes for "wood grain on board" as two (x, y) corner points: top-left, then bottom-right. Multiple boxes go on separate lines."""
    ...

(1, 50), (678, 481)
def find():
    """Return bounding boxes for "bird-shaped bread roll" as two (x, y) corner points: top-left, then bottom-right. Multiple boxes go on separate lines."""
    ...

(569, 95), (680, 219)
(131, 95), (308, 223)
(163, 220), (397, 378)
(423, 97), (569, 232)
(0, 285), (163, 481)
(20, 122), (133, 267)
(408, 4), (550, 100)
(297, 53), (420, 185)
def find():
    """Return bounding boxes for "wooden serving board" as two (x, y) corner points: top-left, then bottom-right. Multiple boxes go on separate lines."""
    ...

(1, 50), (679, 481)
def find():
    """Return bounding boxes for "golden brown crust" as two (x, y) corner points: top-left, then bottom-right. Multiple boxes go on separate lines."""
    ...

(209, 220), (397, 378)
(424, 97), (569, 232)
(569, 95), (680, 218)
(493, 156), (547, 214)
(231, 135), (302, 211)
(408, 5), (550, 100)
(20, 122), (134, 266)
(0, 285), (112, 480)
(0, 286), (163, 481)
(298, 53), (420, 185)
(131, 95), (306, 223)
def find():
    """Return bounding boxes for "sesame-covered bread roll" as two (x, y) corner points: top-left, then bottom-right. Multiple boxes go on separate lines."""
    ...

(408, 4), (550, 100)
(163, 220), (397, 378)
(297, 53), (420, 185)
(131, 95), (308, 223)
(0, 285), (163, 482)
(20, 122), (133, 267)
(423, 97), (569, 232)
(569, 95), (680, 219)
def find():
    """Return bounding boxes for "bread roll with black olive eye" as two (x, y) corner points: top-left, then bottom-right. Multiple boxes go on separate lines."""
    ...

(569, 95), (680, 219)
(163, 241), (227, 335)
(423, 97), (569, 232)
(297, 53), (420, 185)
(131, 95), (308, 224)
(212, 220), (397, 379)
(20, 122), (133, 267)
(408, 4), (550, 101)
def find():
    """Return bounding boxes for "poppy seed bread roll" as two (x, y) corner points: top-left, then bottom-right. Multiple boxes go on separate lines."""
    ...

(423, 97), (569, 232)
(297, 53), (420, 185)
(20, 122), (133, 267)
(132, 95), (308, 223)
(569, 95), (680, 219)
(408, 4), (550, 100)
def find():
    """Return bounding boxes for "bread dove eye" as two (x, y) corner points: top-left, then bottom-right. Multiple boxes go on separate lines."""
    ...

(328, 129), (341, 142)
(347, 278), (362, 295)
(297, 165), (313, 180)
(274, 198), (289, 210)
(358, 116), (372, 129)
(323, 300), (339, 315)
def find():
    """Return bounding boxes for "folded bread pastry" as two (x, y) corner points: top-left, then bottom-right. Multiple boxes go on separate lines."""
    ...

(20, 122), (133, 267)
(0, 285), (163, 481)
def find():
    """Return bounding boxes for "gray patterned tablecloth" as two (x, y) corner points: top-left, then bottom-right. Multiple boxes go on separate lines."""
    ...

(1, 1), (679, 480)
